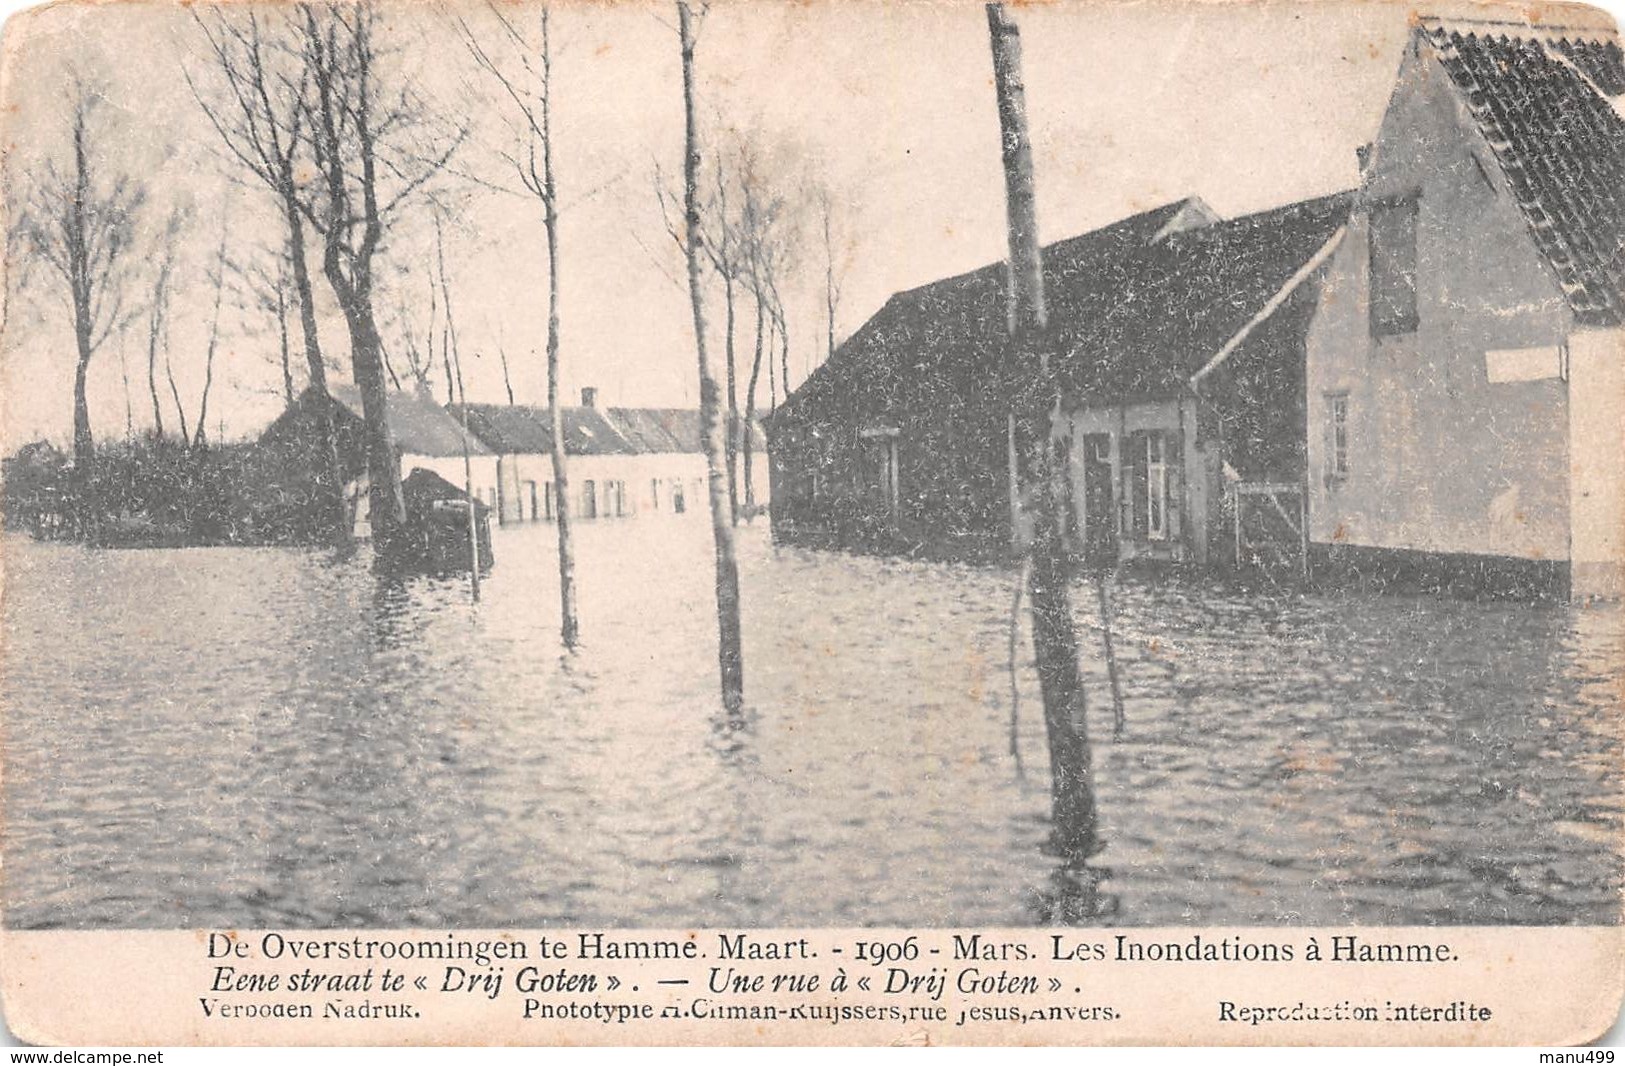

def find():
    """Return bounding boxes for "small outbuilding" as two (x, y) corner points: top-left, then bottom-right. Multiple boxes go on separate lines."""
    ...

(255, 383), (497, 541)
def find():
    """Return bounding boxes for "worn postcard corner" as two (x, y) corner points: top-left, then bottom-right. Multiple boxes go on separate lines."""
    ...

(0, 0), (1622, 1048)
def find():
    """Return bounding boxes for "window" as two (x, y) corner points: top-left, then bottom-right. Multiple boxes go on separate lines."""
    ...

(859, 429), (901, 526)
(611, 480), (627, 516)
(651, 479), (661, 510)
(543, 482), (555, 520)
(1369, 194), (1419, 336)
(1145, 433), (1168, 541)
(583, 480), (597, 519)
(1324, 392), (1350, 482)
(672, 480), (686, 514)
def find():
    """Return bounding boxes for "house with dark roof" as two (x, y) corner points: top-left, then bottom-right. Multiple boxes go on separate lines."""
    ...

(451, 390), (768, 525)
(257, 384), (499, 539)
(1305, 19), (1625, 599)
(767, 192), (1351, 565)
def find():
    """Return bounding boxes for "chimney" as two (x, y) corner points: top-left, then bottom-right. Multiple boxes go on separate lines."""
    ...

(580, 387), (597, 408)
(1356, 143), (1373, 174)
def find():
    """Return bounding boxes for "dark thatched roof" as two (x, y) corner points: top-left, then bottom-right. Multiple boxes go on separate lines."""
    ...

(450, 403), (767, 456)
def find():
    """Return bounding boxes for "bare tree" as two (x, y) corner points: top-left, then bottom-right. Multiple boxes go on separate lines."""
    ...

(225, 236), (301, 409)
(677, 0), (744, 712)
(143, 208), (186, 441)
(433, 208), (482, 600)
(657, 136), (756, 522)
(388, 280), (438, 397)
(192, 219), (230, 449)
(701, 148), (746, 523)
(116, 332), (134, 444)
(496, 335), (516, 406)
(13, 79), (145, 475)
(768, 275), (790, 408)
(273, 253), (295, 407)
(294, 1), (465, 560)
(456, 2), (579, 646)
(734, 146), (801, 515)
(189, 9), (348, 535)
(164, 322), (190, 445)
(987, 3), (1097, 862)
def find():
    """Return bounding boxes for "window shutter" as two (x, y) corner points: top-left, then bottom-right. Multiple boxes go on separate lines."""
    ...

(1166, 434), (1182, 538)
(1369, 195), (1419, 336)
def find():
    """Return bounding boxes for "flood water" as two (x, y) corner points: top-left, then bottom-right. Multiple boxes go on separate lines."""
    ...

(4, 518), (1621, 929)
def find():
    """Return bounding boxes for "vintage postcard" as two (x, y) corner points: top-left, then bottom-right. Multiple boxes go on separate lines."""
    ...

(0, 0), (1621, 1047)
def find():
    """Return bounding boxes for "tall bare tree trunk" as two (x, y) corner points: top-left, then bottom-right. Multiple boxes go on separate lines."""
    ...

(163, 330), (190, 447)
(987, 2), (1098, 863)
(768, 311), (778, 411)
(146, 298), (165, 440)
(722, 274), (740, 523)
(823, 204), (837, 365)
(680, 0), (745, 712)
(498, 341), (515, 406)
(778, 298), (790, 402)
(742, 284), (765, 512)
(299, 4), (414, 562)
(119, 337), (134, 442)
(437, 219), (481, 602)
(341, 301), (406, 554)
(66, 120), (98, 476)
(192, 225), (228, 449)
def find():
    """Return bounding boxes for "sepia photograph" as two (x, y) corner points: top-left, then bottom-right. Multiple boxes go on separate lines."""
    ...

(0, 0), (1621, 1039)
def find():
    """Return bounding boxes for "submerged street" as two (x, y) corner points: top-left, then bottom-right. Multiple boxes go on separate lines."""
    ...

(4, 519), (1620, 929)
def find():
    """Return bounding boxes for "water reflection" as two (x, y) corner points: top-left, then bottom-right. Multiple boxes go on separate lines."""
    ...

(1029, 865), (1119, 925)
(3, 522), (1620, 929)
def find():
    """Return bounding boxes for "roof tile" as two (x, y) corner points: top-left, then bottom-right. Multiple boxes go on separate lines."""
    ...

(1425, 23), (1625, 326)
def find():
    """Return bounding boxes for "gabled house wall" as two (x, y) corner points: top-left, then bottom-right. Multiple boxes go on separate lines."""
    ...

(767, 308), (1013, 561)
(772, 195), (1349, 566)
(1063, 397), (1204, 565)
(1305, 34), (1577, 592)
(492, 451), (707, 524)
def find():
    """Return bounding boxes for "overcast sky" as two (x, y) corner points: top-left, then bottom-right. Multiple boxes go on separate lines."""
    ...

(1, 0), (1616, 452)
